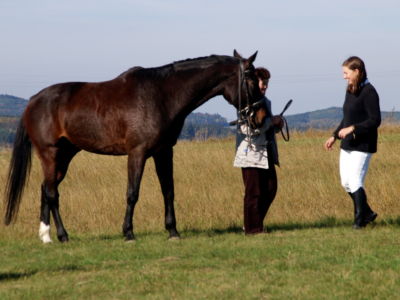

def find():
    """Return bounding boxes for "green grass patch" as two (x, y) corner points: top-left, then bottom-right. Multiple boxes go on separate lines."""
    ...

(1, 221), (399, 299)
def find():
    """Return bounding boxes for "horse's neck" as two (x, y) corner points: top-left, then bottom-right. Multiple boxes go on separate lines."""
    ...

(166, 65), (235, 119)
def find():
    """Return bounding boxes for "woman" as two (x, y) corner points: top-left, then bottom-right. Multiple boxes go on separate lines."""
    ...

(324, 56), (380, 229)
(234, 67), (283, 234)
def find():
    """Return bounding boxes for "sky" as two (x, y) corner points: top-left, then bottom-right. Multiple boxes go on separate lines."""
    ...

(1, 0), (399, 121)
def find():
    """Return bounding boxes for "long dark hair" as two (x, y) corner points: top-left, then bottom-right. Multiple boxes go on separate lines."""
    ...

(342, 56), (367, 94)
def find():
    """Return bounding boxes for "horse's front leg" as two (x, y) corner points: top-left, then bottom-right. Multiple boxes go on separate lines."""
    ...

(122, 150), (146, 241)
(153, 147), (180, 239)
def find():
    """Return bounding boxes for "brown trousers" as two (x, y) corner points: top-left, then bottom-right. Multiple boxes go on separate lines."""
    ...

(241, 161), (277, 234)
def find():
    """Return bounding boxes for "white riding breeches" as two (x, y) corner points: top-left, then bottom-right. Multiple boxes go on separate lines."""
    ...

(339, 149), (372, 193)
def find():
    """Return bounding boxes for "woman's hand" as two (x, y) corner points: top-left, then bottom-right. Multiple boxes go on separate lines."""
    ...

(338, 125), (355, 139)
(324, 136), (336, 151)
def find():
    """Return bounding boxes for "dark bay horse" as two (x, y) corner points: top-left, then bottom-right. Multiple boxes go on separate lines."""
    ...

(4, 50), (265, 243)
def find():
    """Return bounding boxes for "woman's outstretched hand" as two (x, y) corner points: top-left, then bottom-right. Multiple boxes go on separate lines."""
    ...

(324, 136), (336, 151)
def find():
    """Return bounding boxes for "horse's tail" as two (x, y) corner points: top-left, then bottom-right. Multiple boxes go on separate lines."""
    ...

(4, 118), (32, 225)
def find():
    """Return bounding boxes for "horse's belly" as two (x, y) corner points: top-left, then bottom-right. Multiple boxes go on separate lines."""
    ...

(68, 138), (127, 155)
(62, 115), (130, 155)
(86, 144), (128, 155)
(63, 129), (128, 155)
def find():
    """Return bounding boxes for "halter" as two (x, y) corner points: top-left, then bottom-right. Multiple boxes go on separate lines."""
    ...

(236, 61), (263, 135)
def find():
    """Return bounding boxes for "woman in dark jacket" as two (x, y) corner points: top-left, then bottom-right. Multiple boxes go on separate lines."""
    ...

(324, 56), (380, 229)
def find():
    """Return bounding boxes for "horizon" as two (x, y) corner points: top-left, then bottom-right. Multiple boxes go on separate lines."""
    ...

(1, 93), (399, 120)
(1, 1), (399, 120)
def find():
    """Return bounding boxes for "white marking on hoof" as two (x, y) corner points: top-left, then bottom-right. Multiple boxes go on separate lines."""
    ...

(39, 222), (52, 244)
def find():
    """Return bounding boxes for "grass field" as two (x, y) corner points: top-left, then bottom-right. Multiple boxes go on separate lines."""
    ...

(1, 126), (399, 299)
(1, 226), (399, 299)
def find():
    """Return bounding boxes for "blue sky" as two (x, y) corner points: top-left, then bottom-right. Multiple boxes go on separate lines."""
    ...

(1, 0), (399, 120)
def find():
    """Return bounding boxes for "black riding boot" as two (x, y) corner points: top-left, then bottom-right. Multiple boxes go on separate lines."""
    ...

(348, 192), (356, 220)
(352, 187), (377, 229)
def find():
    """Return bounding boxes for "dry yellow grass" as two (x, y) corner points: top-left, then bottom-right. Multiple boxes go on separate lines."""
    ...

(1, 126), (399, 239)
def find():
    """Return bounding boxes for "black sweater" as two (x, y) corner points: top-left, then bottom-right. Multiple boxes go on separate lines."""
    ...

(333, 83), (381, 153)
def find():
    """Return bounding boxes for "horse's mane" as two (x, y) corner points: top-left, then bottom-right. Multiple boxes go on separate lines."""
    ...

(118, 55), (237, 80)
(172, 55), (235, 72)
(117, 66), (144, 78)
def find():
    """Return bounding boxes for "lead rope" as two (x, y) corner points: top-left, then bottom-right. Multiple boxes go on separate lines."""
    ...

(237, 62), (256, 152)
(280, 117), (290, 141)
(236, 62), (252, 152)
(278, 99), (293, 142)
(237, 62), (250, 140)
(236, 62), (242, 136)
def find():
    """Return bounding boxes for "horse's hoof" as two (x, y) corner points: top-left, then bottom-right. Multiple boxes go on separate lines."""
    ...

(125, 232), (135, 242)
(125, 236), (136, 243)
(58, 235), (69, 243)
(168, 236), (180, 241)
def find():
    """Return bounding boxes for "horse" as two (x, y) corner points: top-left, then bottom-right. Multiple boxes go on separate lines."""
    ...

(4, 50), (266, 243)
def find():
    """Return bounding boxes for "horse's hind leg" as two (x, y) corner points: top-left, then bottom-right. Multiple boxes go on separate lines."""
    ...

(123, 149), (146, 241)
(153, 147), (180, 239)
(39, 143), (79, 243)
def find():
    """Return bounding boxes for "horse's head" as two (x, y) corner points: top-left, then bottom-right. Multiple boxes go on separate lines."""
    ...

(223, 50), (266, 128)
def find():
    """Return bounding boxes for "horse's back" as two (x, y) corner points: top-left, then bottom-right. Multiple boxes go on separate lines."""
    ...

(23, 74), (149, 154)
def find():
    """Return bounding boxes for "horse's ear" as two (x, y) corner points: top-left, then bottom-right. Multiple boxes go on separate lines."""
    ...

(233, 49), (242, 59)
(247, 51), (258, 63)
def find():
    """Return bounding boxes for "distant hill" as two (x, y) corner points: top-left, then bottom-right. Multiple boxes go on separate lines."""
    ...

(0, 94), (398, 144)
(180, 113), (232, 140)
(0, 95), (28, 144)
(286, 107), (400, 131)
(0, 94), (28, 117)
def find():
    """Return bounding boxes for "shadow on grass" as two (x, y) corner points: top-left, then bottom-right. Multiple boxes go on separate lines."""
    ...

(0, 265), (86, 282)
(76, 216), (400, 241)
(0, 271), (37, 282)
(181, 216), (400, 237)
(268, 217), (350, 233)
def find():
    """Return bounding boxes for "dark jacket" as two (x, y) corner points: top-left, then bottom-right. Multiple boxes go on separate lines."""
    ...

(264, 97), (280, 166)
(333, 82), (381, 153)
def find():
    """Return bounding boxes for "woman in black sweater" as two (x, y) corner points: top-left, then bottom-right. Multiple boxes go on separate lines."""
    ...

(324, 56), (381, 229)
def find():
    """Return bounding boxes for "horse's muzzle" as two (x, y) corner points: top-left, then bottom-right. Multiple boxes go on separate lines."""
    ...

(249, 105), (267, 129)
